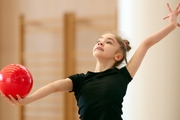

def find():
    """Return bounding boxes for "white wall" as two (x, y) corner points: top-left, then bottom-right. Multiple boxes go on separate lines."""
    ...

(118, 0), (180, 120)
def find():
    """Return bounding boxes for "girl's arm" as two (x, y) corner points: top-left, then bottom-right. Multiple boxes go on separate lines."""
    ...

(1, 78), (72, 106)
(127, 3), (180, 78)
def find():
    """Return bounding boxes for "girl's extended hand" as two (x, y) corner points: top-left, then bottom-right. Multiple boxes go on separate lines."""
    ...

(163, 3), (180, 27)
(1, 92), (29, 106)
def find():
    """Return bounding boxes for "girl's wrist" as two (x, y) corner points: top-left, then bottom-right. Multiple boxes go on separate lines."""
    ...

(23, 96), (32, 105)
(169, 22), (177, 30)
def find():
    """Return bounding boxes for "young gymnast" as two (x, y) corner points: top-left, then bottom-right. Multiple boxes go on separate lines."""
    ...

(1, 2), (180, 120)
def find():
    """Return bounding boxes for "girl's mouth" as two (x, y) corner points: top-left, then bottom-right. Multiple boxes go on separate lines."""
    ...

(96, 46), (104, 51)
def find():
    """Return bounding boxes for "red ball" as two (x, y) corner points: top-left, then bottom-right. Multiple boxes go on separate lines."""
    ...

(0, 64), (33, 99)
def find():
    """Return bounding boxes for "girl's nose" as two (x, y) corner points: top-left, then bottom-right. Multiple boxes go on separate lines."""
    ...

(98, 42), (103, 46)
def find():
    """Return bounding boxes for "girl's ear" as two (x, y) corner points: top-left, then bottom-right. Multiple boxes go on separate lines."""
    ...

(114, 53), (123, 61)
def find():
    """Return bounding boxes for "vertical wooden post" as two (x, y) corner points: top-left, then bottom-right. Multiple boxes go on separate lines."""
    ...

(63, 13), (76, 120)
(19, 14), (24, 120)
(19, 15), (24, 65)
(114, 9), (118, 30)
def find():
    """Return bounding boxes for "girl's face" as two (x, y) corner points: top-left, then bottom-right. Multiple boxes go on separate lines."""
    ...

(93, 33), (122, 62)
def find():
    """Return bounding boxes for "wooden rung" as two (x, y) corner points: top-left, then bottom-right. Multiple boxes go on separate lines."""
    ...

(24, 61), (62, 67)
(77, 14), (116, 23)
(22, 14), (116, 26)
(24, 52), (63, 57)
(23, 17), (63, 25)
(77, 24), (116, 31)
(25, 25), (63, 33)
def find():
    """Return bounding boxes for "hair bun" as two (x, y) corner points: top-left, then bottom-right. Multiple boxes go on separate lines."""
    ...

(123, 40), (131, 52)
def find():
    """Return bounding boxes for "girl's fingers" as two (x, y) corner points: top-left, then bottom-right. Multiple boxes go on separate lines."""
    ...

(163, 15), (169, 20)
(178, 10), (180, 15)
(174, 2), (180, 11)
(177, 23), (180, 27)
(164, 3), (180, 21)
(16, 95), (23, 104)
(2, 94), (10, 101)
(16, 94), (22, 100)
(1, 93), (23, 106)
(167, 3), (172, 12)
(9, 95), (20, 105)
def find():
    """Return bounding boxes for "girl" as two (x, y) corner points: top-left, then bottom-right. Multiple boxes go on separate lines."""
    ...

(1, 2), (180, 120)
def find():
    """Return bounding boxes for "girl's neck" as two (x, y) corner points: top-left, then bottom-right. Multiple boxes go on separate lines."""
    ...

(94, 62), (114, 72)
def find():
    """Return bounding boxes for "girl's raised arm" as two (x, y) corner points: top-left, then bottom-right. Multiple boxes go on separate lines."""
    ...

(127, 3), (180, 78)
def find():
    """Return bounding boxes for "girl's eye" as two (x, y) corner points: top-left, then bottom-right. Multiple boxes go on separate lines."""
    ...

(106, 41), (112, 44)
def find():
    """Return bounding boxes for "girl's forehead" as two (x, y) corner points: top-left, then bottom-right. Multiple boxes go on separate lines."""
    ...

(101, 33), (116, 39)
(101, 33), (118, 43)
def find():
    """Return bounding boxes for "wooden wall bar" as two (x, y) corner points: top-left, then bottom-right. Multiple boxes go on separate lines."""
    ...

(63, 13), (76, 120)
(19, 14), (25, 120)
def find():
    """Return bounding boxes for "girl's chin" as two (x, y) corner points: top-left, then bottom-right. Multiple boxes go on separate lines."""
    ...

(93, 54), (107, 60)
